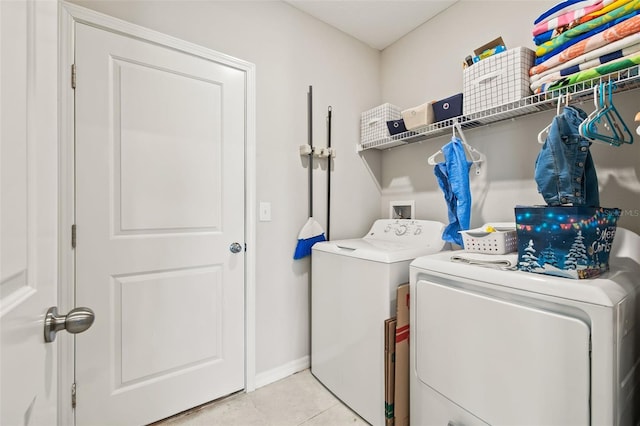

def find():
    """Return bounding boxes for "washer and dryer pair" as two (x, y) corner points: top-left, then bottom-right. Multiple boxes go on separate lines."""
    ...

(410, 228), (640, 426)
(312, 218), (640, 425)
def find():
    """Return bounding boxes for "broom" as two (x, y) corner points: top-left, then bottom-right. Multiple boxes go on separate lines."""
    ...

(293, 86), (326, 260)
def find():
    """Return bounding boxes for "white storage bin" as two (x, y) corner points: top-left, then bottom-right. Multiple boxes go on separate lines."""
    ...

(463, 47), (535, 116)
(460, 223), (518, 254)
(402, 102), (434, 130)
(360, 103), (401, 145)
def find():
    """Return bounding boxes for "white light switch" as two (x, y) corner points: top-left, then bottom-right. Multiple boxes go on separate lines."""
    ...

(259, 202), (271, 222)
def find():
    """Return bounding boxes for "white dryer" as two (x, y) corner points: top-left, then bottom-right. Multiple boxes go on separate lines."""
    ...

(311, 219), (447, 426)
(409, 228), (640, 426)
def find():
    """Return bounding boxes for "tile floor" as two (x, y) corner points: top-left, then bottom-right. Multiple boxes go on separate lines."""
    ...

(153, 369), (369, 426)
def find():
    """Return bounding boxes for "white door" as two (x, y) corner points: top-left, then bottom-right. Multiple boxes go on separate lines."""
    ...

(73, 21), (246, 425)
(1, 0), (59, 425)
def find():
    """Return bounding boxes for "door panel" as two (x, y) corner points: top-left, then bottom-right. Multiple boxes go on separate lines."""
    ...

(74, 22), (245, 425)
(0, 0), (58, 424)
(117, 266), (223, 383)
(116, 59), (222, 232)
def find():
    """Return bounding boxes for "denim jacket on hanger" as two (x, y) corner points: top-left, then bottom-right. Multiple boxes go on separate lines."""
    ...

(535, 105), (600, 207)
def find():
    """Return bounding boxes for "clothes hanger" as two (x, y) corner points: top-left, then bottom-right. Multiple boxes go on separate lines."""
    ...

(427, 139), (447, 166)
(601, 80), (634, 145)
(454, 121), (485, 175)
(579, 83), (604, 139)
(537, 93), (568, 144)
(580, 81), (634, 146)
(581, 82), (612, 138)
(592, 81), (626, 142)
(427, 121), (485, 175)
(427, 122), (484, 165)
(427, 122), (462, 165)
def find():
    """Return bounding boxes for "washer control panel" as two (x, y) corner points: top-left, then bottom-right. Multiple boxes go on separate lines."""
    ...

(365, 219), (444, 244)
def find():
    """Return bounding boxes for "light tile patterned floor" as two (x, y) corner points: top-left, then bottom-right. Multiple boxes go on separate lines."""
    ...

(153, 369), (369, 426)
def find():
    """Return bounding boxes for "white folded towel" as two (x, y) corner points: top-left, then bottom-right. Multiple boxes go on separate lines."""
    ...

(450, 253), (519, 270)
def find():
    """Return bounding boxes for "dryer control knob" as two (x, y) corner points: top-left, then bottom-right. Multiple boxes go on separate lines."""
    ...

(414, 227), (422, 235)
(395, 225), (407, 236)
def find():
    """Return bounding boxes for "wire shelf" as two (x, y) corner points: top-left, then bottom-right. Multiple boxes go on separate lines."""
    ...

(357, 63), (640, 152)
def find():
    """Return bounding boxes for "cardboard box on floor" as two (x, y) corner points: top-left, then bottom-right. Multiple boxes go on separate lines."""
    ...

(384, 318), (396, 426)
(394, 284), (410, 426)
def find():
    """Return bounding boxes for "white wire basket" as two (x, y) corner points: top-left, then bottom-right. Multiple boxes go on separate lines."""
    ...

(460, 223), (518, 254)
(463, 47), (535, 116)
(360, 103), (401, 146)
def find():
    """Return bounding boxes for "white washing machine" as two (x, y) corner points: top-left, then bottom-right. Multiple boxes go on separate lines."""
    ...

(409, 228), (640, 426)
(311, 219), (447, 426)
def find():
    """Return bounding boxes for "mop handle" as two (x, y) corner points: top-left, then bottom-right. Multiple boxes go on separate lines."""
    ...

(308, 86), (313, 218)
(327, 106), (332, 241)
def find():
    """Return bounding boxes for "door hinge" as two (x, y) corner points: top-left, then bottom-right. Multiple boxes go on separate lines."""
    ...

(71, 224), (77, 249)
(71, 64), (76, 89)
(71, 382), (77, 409)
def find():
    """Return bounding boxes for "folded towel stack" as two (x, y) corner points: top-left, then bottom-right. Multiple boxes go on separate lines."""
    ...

(529, 0), (640, 93)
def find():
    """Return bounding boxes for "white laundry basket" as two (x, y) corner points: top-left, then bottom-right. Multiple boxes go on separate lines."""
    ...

(460, 223), (518, 254)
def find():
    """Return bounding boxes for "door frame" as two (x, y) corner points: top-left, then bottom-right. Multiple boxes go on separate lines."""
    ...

(57, 2), (257, 423)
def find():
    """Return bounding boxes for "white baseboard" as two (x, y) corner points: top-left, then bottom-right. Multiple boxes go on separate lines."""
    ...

(253, 356), (310, 390)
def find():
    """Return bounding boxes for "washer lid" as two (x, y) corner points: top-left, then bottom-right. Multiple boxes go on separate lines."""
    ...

(312, 219), (447, 263)
(313, 238), (445, 263)
(410, 249), (639, 306)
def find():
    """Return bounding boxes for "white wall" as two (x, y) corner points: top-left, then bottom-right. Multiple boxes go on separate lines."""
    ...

(68, 0), (382, 379)
(380, 0), (640, 235)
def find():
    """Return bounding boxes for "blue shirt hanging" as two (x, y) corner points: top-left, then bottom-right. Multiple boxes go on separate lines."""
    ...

(434, 137), (473, 246)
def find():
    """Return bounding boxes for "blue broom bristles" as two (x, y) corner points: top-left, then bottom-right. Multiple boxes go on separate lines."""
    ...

(293, 233), (326, 260)
(293, 217), (326, 259)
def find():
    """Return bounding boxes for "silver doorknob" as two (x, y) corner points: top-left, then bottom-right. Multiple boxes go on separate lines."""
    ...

(229, 242), (243, 254)
(44, 306), (95, 343)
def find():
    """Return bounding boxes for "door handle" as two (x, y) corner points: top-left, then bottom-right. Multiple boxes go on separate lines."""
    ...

(229, 242), (243, 253)
(44, 306), (95, 343)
